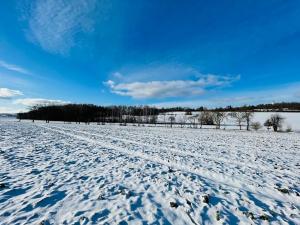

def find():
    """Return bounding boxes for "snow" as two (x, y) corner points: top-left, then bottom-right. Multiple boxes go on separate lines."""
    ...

(0, 120), (300, 224)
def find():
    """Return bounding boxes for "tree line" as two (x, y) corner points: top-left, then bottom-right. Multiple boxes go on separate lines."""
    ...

(214, 102), (300, 112)
(194, 111), (286, 132)
(17, 104), (160, 124)
(17, 104), (287, 132)
(159, 102), (300, 113)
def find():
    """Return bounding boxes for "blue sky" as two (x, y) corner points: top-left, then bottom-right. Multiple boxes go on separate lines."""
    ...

(1, 0), (300, 113)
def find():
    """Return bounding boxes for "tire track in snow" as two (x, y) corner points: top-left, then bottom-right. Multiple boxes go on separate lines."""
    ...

(44, 124), (298, 178)
(35, 123), (294, 203)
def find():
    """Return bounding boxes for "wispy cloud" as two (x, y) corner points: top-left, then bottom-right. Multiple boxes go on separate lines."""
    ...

(105, 74), (239, 99)
(0, 88), (23, 99)
(25, 0), (97, 54)
(110, 64), (206, 83)
(14, 98), (70, 107)
(0, 60), (31, 75)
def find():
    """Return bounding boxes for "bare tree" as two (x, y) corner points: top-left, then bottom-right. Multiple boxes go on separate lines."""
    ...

(178, 116), (187, 128)
(188, 115), (198, 128)
(268, 114), (284, 132)
(169, 116), (176, 128)
(264, 119), (272, 131)
(242, 111), (254, 131)
(198, 111), (212, 128)
(229, 112), (245, 130)
(198, 112), (205, 128)
(150, 115), (158, 124)
(251, 122), (262, 131)
(200, 111), (214, 127)
(185, 110), (192, 115)
(212, 112), (227, 129)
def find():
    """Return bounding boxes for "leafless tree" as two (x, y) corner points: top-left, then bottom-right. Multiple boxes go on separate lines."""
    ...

(185, 110), (192, 115)
(268, 114), (284, 132)
(178, 116), (187, 128)
(212, 112), (227, 129)
(242, 111), (254, 131)
(198, 111), (214, 128)
(229, 112), (245, 130)
(188, 115), (198, 128)
(264, 119), (272, 131)
(169, 116), (176, 128)
(198, 112), (205, 128)
(150, 115), (158, 124)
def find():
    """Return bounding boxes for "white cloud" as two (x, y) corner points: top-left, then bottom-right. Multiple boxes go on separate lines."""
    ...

(0, 60), (31, 75)
(105, 75), (239, 99)
(26, 0), (97, 54)
(111, 64), (204, 83)
(0, 88), (23, 99)
(14, 98), (70, 107)
(112, 72), (124, 80)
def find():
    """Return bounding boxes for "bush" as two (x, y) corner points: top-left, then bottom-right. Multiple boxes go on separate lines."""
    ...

(251, 122), (261, 131)
(286, 126), (293, 132)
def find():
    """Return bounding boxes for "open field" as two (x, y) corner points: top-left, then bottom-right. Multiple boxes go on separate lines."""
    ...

(0, 120), (300, 224)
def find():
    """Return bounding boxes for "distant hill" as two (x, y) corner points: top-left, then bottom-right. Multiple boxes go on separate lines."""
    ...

(211, 102), (300, 112)
(160, 102), (300, 112)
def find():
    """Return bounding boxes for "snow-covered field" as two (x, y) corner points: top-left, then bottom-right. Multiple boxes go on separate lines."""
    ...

(0, 120), (300, 225)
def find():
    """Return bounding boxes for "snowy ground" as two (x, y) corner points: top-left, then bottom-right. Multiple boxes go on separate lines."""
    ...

(0, 120), (299, 225)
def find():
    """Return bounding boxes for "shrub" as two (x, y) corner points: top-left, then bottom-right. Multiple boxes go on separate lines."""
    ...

(251, 122), (262, 131)
(286, 126), (293, 132)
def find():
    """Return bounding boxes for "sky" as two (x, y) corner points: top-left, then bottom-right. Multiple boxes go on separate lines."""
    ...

(0, 0), (300, 113)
